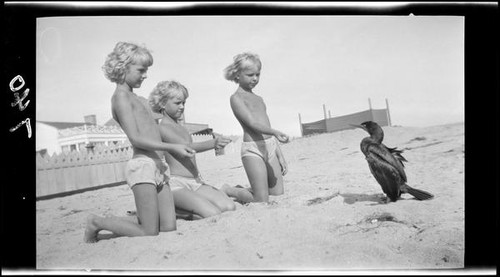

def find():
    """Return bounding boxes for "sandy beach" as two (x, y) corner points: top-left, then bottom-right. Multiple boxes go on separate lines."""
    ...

(36, 122), (464, 273)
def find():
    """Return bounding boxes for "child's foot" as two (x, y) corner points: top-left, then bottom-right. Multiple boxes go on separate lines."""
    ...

(267, 200), (278, 206)
(221, 184), (254, 204)
(220, 184), (232, 195)
(83, 214), (100, 243)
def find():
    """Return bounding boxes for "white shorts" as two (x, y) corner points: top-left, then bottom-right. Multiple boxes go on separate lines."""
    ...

(169, 175), (208, 192)
(126, 156), (169, 189)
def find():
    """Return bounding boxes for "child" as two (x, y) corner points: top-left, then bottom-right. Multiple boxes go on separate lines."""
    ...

(84, 42), (195, 243)
(221, 52), (289, 203)
(149, 80), (236, 219)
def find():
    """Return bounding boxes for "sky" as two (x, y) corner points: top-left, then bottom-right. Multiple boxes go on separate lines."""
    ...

(36, 8), (464, 137)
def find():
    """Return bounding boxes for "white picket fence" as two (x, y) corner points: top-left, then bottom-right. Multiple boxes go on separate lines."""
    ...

(36, 142), (132, 199)
(36, 134), (239, 199)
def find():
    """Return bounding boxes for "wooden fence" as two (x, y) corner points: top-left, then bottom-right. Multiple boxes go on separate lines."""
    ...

(36, 142), (132, 199)
(36, 134), (234, 200)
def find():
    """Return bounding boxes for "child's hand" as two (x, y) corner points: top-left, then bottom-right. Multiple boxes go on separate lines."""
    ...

(173, 144), (196, 158)
(275, 132), (289, 143)
(215, 136), (232, 150)
(280, 159), (288, 176)
(277, 150), (288, 176)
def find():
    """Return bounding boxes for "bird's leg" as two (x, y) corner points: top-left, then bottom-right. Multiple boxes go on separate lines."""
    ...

(379, 195), (390, 204)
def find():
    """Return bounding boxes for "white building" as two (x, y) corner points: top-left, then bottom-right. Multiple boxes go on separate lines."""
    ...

(36, 115), (128, 156)
(37, 114), (213, 156)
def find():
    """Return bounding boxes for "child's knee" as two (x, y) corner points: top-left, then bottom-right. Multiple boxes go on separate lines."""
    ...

(159, 222), (176, 232)
(142, 228), (160, 236)
(253, 192), (269, 202)
(202, 206), (222, 218)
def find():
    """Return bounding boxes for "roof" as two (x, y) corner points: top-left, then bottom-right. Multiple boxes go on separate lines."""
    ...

(184, 123), (212, 135)
(58, 125), (125, 137)
(104, 118), (120, 127)
(38, 121), (90, 130)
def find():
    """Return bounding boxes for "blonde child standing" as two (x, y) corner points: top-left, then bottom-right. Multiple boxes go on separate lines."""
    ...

(221, 52), (289, 203)
(149, 80), (236, 219)
(84, 42), (195, 243)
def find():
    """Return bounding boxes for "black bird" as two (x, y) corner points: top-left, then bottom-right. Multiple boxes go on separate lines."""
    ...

(351, 121), (434, 203)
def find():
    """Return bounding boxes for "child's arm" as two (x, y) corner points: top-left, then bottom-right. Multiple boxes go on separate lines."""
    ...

(276, 143), (288, 176)
(188, 140), (216, 153)
(189, 136), (231, 153)
(113, 94), (195, 157)
(158, 122), (231, 153)
(230, 96), (289, 142)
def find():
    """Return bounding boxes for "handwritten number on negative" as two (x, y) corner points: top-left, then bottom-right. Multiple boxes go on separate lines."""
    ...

(8, 75), (32, 138)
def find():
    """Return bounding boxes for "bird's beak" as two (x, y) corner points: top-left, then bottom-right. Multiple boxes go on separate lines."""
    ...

(350, 124), (366, 131)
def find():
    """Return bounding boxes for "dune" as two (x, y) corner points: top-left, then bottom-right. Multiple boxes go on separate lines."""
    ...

(36, 122), (464, 273)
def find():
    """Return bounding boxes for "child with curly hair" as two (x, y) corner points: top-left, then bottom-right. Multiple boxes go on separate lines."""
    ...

(84, 42), (195, 243)
(149, 80), (237, 219)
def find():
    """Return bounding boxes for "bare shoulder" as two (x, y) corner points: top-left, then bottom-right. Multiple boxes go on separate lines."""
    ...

(111, 89), (132, 113)
(159, 118), (189, 141)
(231, 90), (262, 104)
(159, 118), (177, 131)
(232, 92), (252, 114)
(230, 91), (242, 102)
(112, 88), (134, 105)
(230, 92), (243, 107)
(110, 89), (134, 126)
(136, 95), (150, 106)
(111, 88), (126, 101)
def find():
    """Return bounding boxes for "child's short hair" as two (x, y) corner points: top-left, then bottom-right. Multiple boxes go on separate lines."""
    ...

(223, 52), (262, 83)
(149, 80), (189, 114)
(102, 42), (154, 84)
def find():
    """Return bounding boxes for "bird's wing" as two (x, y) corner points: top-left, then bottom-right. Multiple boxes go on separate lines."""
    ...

(386, 146), (408, 165)
(366, 143), (407, 182)
(366, 155), (403, 201)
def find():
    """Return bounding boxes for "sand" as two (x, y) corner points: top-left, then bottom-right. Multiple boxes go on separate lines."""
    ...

(36, 122), (464, 273)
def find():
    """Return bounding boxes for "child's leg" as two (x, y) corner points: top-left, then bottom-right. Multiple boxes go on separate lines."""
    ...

(242, 156), (269, 202)
(175, 208), (203, 221)
(131, 183), (165, 235)
(157, 184), (176, 232)
(83, 214), (144, 243)
(172, 189), (223, 218)
(83, 184), (159, 243)
(196, 185), (236, 212)
(267, 158), (284, 196)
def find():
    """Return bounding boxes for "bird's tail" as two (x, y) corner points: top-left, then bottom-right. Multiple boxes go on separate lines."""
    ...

(402, 184), (434, 200)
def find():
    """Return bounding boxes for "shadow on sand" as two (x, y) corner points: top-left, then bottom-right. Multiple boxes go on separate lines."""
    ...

(340, 193), (386, 205)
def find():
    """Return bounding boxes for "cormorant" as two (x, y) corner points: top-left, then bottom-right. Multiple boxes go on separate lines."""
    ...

(351, 121), (434, 203)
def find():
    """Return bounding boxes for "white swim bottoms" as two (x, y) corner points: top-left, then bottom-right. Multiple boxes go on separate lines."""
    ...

(169, 175), (209, 192)
(125, 156), (169, 189)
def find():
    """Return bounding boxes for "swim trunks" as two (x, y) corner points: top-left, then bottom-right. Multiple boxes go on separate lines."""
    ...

(169, 175), (208, 192)
(241, 137), (278, 163)
(126, 156), (169, 189)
